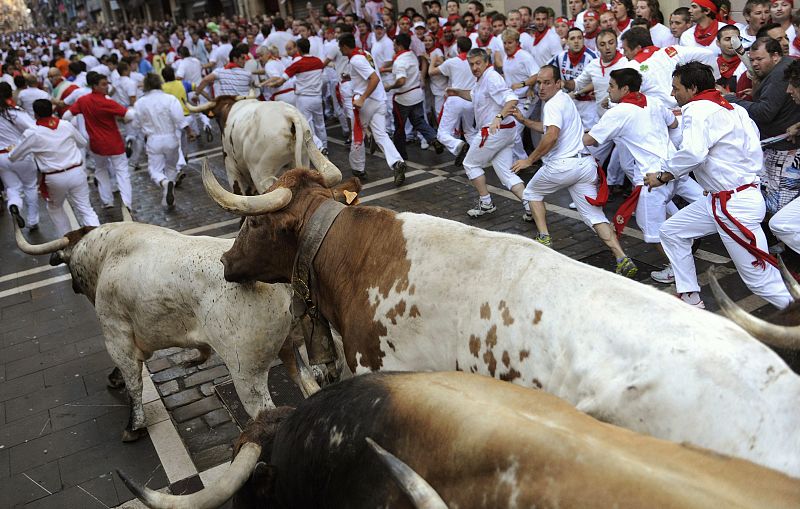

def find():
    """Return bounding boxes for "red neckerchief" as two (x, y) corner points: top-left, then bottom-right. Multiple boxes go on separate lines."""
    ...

(476, 35), (494, 47)
(457, 51), (468, 60)
(584, 28), (599, 39)
(349, 48), (367, 60)
(717, 54), (741, 78)
(392, 49), (411, 63)
(533, 27), (550, 45)
(568, 47), (586, 66)
(36, 116), (60, 129)
(224, 62), (241, 69)
(687, 89), (734, 110)
(617, 17), (631, 32)
(633, 45), (659, 62)
(649, 18), (658, 27)
(618, 91), (647, 108)
(693, 20), (718, 46)
(793, 36), (800, 53)
(600, 51), (623, 75)
(506, 46), (521, 59)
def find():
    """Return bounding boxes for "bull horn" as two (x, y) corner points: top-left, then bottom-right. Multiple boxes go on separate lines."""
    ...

(293, 342), (321, 397)
(708, 267), (800, 350)
(121, 205), (133, 222)
(13, 220), (69, 255)
(202, 158), (292, 215)
(186, 100), (217, 113)
(304, 132), (342, 188)
(366, 438), (448, 509)
(777, 255), (800, 301)
(117, 442), (262, 509)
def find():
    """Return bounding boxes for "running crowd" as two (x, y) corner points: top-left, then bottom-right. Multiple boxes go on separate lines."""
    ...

(0, 0), (800, 309)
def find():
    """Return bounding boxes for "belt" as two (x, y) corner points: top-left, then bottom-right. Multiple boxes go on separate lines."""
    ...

(479, 121), (515, 148)
(42, 161), (82, 175)
(394, 85), (420, 96)
(0, 148), (8, 154)
(271, 88), (295, 99)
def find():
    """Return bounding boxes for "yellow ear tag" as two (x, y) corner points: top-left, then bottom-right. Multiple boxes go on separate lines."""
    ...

(343, 190), (358, 205)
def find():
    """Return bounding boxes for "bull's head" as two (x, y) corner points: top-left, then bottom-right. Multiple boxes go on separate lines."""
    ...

(186, 90), (258, 132)
(708, 264), (800, 350)
(201, 159), (359, 285)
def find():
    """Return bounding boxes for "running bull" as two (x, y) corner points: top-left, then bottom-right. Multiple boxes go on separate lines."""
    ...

(13, 221), (293, 441)
(202, 165), (800, 477)
(119, 371), (800, 508)
(187, 97), (339, 196)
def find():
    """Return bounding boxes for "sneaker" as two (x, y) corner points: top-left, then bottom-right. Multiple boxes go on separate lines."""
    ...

(615, 256), (638, 278)
(454, 142), (469, 166)
(162, 180), (175, 208)
(352, 170), (367, 179)
(321, 148), (329, 157)
(678, 292), (706, 309)
(175, 171), (187, 188)
(344, 136), (352, 147)
(568, 202), (577, 210)
(432, 139), (444, 154)
(420, 138), (429, 150)
(467, 200), (496, 217)
(125, 139), (133, 158)
(650, 264), (675, 284)
(534, 233), (552, 246)
(393, 161), (407, 186)
(102, 202), (115, 210)
(522, 212), (533, 222)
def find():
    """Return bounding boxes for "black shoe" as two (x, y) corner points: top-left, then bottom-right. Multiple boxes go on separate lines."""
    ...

(28, 223), (38, 232)
(455, 142), (469, 167)
(166, 181), (175, 208)
(9, 204), (24, 228)
(204, 126), (213, 142)
(432, 139), (444, 154)
(344, 137), (351, 147)
(321, 148), (329, 156)
(175, 171), (187, 188)
(368, 135), (377, 155)
(393, 161), (406, 186)
(352, 170), (367, 179)
(125, 139), (133, 158)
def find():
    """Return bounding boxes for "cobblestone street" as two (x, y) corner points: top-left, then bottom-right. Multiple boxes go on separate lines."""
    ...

(0, 120), (795, 508)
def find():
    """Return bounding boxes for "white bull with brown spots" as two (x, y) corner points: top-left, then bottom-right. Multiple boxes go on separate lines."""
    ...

(203, 166), (800, 478)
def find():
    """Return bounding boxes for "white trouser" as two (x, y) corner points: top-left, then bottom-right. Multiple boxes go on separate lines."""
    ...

(339, 81), (353, 124)
(381, 75), (394, 135)
(463, 125), (522, 191)
(432, 93), (445, 126)
(523, 155), (609, 228)
(177, 128), (187, 170)
(0, 153), (39, 226)
(349, 96), (402, 172)
(332, 81), (350, 134)
(43, 167), (100, 236)
(272, 89), (296, 107)
(769, 194), (800, 253)
(437, 96), (476, 155)
(146, 134), (180, 185)
(296, 95), (327, 150)
(636, 175), (703, 243)
(588, 140), (624, 186)
(93, 152), (131, 208)
(660, 187), (792, 308)
(123, 119), (145, 167)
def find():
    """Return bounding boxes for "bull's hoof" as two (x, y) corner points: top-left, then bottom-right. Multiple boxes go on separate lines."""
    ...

(122, 428), (146, 442)
(107, 367), (125, 389)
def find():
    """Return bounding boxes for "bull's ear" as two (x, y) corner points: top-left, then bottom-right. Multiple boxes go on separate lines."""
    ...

(333, 177), (362, 206)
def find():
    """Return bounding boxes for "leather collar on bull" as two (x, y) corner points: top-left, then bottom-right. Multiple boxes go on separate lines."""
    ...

(291, 199), (346, 385)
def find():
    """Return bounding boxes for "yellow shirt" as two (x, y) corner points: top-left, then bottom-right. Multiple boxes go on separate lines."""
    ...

(162, 80), (190, 116)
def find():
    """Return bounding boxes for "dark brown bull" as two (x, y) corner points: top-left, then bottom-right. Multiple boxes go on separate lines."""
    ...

(119, 371), (800, 509)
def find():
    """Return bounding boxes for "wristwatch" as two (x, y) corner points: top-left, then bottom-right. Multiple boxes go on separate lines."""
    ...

(495, 113), (503, 119)
(656, 171), (666, 183)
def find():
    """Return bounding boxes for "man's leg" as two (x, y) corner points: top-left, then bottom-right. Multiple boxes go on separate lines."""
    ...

(364, 98), (403, 168)
(436, 98), (462, 155)
(0, 156), (25, 224)
(92, 153), (115, 208)
(64, 169), (100, 228)
(392, 100), (408, 160)
(310, 98), (327, 150)
(348, 105), (367, 176)
(110, 153), (132, 208)
(462, 132), (498, 217)
(43, 173), (72, 236)
(770, 195), (800, 253)
(659, 198), (718, 296)
(13, 159), (40, 227)
(408, 101), (440, 151)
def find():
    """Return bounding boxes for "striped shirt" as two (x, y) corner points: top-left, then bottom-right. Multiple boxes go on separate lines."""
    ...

(217, 66), (254, 96)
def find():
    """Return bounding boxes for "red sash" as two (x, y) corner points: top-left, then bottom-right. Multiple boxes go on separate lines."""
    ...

(585, 162), (609, 206)
(710, 184), (778, 269)
(613, 185), (642, 236)
(478, 121), (515, 147)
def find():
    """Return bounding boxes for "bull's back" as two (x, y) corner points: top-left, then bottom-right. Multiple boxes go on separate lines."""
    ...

(272, 372), (800, 509)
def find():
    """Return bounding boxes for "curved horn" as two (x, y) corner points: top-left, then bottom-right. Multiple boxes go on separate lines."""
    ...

(202, 158), (293, 215)
(708, 267), (800, 350)
(366, 438), (448, 509)
(304, 130), (342, 188)
(293, 341), (321, 397)
(13, 220), (69, 255)
(121, 205), (133, 222)
(117, 442), (262, 509)
(777, 254), (800, 301)
(186, 100), (217, 113)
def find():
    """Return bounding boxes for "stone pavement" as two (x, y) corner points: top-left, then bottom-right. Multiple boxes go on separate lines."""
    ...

(0, 119), (797, 508)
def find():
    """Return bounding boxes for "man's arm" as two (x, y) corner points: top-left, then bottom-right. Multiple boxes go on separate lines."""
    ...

(384, 76), (406, 91)
(646, 110), (707, 189)
(511, 125), (560, 172)
(445, 88), (472, 101)
(353, 72), (380, 108)
(727, 77), (786, 123)
(196, 73), (216, 100)
(7, 130), (36, 161)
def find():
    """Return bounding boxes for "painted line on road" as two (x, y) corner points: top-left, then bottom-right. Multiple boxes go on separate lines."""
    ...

(0, 274), (72, 300)
(187, 147), (224, 158)
(0, 264), (64, 285)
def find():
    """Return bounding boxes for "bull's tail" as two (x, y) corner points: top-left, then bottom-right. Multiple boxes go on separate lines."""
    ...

(289, 108), (310, 168)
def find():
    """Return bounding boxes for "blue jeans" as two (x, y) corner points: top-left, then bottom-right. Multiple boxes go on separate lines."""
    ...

(392, 99), (437, 160)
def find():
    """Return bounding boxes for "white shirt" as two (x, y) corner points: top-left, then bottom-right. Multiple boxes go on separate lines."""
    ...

(503, 47), (538, 99)
(650, 23), (674, 48)
(350, 51), (386, 102)
(575, 53), (629, 117)
(283, 55), (325, 96)
(679, 21), (727, 55)
(627, 45), (717, 109)
(438, 55), (476, 89)
(9, 119), (86, 171)
(215, 66), (255, 96)
(80, 54), (100, 69)
(426, 48), (448, 96)
(16, 88), (50, 117)
(176, 57), (203, 85)
(471, 67), (517, 128)
(370, 35), (395, 80)
(113, 76), (138, 107)
(668, 98), (762, 193)
(470, 34), (504, 64)
(325, 43), (350, 80)
(0, 107), (35, 147)
(525, 28), (563, 68)
(133, 89), (188, 137)
(210, 43), (233, 68)
(263, 58), (294, 99)
(542, 90), (584, 162)
(308, 35), (325, 59)
(391, 50), (424, 106)
(588, 94), (675, 182)
(263, 31), (295, 57)
(92, 64), (111, 77)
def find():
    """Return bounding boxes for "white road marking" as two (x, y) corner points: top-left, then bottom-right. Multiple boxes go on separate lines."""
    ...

(0, 264), (63, 284)
(0, 274), (72, 299)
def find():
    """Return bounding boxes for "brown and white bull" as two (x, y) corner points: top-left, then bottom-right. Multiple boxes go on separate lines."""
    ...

(119, 371), (800, 509)
(13, 221), (293, 441)
(202, 165), (800, 478)
(187, 97), (339, 196)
